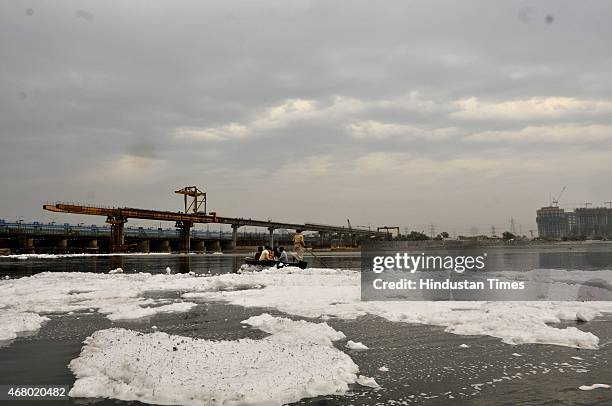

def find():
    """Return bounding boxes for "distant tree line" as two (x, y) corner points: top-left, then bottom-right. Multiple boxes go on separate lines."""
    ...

(392, 230), (527, 241)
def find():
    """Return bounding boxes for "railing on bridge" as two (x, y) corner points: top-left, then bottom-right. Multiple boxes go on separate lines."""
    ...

(0, 220), (303, 241)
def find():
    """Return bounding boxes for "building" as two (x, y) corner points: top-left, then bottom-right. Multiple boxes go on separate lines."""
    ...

(536, 206), (569, 239)
(536, 205), (612, 239)
(574, 207), (612, 237)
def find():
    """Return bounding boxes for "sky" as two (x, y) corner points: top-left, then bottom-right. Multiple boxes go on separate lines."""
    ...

(1, 0), (612, 236)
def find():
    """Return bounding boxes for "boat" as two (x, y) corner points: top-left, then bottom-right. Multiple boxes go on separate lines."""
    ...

(243, 257), (308, 269)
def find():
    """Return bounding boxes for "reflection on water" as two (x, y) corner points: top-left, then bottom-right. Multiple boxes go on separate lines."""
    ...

(1, 246), (612, 279)
(0, 252), (362, 278)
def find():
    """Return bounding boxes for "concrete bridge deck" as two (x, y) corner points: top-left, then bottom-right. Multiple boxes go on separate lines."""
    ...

(0, 220), (328, 254)
(41, 203), (386, 253)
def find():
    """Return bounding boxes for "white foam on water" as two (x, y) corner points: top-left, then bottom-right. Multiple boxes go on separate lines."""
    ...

(579, 383), (610, 391)
(2, 268), (612, 349)
(356, 375), (380, 388)
(104, 301), (197, 321)
(241, 313), (346, 346)
(0, 272), (215, 333)
(69, 315), (373, 405)
(346, 340), (369, 350)
(3, 253), (174, 259)
(183, 267), (612, 349)
(0, 311), (49, 342)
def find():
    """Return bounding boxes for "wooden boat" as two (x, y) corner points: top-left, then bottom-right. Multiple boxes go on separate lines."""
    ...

(244, 257), (308, 269)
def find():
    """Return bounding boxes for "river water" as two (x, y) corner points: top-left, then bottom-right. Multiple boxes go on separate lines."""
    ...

(0, 248), (611, 405)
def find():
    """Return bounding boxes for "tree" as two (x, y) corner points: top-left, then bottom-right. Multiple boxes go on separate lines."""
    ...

(410, 231), (430, 240)
(502, 231), (516, 240)
(397, 231), (430, 241)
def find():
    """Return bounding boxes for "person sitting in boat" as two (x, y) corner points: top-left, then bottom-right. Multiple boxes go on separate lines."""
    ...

(278, 246), (288, 263)
(293, 230), (305, 261)
(259, 245), (272, 261)
(254, 246), (263, 261)
(269, 247), (277, 260)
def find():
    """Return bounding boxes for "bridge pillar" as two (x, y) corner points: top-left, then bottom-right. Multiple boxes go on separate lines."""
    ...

(192, 240), (205, 253)
(176, 221), (193, 253)
(56, 238), (68, 251)
(87, 239), (98, 250)
(137, 240), (150, 253)
(231, 224), (240, 250)
(350, 234), (356, 247)
(179, 255), (191, 274)
(211, 240), (221, 253)
(221, 240), (234, 251)
(153, 240), (170, 253)
(106, 215), (127, 252)
(18, 237), (34, 253)
(110, 255), (123, 271)
(268, 227), (275, 249)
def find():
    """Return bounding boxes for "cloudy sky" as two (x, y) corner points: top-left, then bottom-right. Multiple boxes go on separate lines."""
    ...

(1, 0), (611, 235)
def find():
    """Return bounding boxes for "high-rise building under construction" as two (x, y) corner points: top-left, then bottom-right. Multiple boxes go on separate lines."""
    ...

(536, 205), (612, 239)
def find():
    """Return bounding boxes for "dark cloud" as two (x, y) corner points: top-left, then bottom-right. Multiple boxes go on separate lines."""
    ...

(1, 0), (612, 233)
(75, 10), (94, 22)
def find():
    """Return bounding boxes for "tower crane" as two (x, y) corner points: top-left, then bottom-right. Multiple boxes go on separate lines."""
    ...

(552, 186), (566, 207)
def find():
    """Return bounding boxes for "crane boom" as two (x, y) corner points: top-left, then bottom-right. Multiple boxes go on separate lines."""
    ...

(552, 186), (566, 207)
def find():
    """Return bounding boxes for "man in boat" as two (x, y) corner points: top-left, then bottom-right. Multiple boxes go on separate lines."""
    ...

(254, 246), (263, 261)
(293, 230), (305, 261)
(278, 246), (288, 263)
(269, 246), (277, 260)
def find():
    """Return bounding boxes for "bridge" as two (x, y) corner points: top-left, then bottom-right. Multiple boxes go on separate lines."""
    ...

(40, 187), (387, 253)
(0, 219), (319, 254)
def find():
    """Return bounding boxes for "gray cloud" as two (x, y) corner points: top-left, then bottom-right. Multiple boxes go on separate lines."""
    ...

(1, 0), (612, 234)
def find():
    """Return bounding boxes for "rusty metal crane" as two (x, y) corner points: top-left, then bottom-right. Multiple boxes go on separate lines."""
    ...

(175, 186), (207, 214)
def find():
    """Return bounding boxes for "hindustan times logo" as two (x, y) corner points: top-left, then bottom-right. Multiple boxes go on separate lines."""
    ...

(372, 252), (487, 274)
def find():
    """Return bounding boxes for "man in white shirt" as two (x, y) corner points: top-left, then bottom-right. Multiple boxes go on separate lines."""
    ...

(278, 247), (288, 263)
